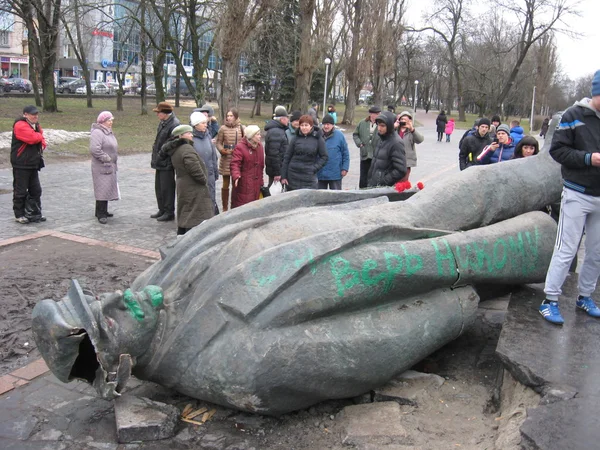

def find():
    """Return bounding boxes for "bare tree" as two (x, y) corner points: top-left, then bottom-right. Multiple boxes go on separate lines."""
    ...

(491, 0), (578, 111)
(217, 0), (273, 121)
(410, 0), (468, 121)
(2, 0), (62, 112)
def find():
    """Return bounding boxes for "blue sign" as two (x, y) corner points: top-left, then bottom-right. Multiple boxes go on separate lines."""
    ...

(101, 60), (126, 69)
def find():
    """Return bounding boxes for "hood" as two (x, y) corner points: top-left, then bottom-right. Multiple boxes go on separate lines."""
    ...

(91, 123), (112, 135)
(162, 137), (189, 156)
(574, 98), (600, 118)
(264, 119), (286, 131)
(375, 111), (397, 136)
(511, 126), (524, 134)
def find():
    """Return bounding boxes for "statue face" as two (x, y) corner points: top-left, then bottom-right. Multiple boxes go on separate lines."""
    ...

(89, 288), (163, 368)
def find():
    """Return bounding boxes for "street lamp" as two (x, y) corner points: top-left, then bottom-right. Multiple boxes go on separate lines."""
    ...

(413, 80), (419, 118)
(323, 57), (332, 120)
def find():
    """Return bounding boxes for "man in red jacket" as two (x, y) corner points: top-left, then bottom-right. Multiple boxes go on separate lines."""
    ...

(11, 105), (47, 223)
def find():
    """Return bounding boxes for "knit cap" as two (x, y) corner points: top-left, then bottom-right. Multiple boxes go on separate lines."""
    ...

(97, 111), (113, 123)
(322, 114), (335, 125)
(496, 124), (510, 135)
(245, 125), (261, 140)
(592, 70), (600, 97)
(190, 111), (208, 126)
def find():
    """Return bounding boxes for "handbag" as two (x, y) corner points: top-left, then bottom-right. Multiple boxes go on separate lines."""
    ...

(259, 186), (271, 199)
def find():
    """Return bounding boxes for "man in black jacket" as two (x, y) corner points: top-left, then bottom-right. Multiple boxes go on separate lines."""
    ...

(540, 70), (600, 325)
(151, 102), (180, 221)
(458, 118), (491, 170)
(367, 111), (406, 187)
(264, 105), (289, 187)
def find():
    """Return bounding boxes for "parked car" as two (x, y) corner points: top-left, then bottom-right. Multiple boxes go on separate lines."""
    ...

(0, 77), (15, 92)
(12, 78), (33, 92)
(75, 82), (109, 95)
(137, 83), (156, 95)
(57, 79), (86, 94)
(58, 76), (78, 86)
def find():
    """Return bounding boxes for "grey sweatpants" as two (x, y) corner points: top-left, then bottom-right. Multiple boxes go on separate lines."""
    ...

(544, 187), (600, 301)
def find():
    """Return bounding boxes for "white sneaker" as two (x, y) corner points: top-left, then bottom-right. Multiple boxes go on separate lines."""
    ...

(15, 216), (29, 224)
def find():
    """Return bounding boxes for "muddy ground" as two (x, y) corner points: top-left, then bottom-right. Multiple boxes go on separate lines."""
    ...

(0, 235), (524, 449)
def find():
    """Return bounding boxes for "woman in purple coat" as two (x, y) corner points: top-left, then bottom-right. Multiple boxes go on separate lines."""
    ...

(90, 111), (119, 224)
(230, 125), (265, 208)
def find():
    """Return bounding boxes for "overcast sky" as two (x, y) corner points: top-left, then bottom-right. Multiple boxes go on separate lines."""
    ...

(405, 0), (599, 80)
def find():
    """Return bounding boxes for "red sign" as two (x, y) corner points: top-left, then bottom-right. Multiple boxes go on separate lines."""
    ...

(92, 29), (114, 39)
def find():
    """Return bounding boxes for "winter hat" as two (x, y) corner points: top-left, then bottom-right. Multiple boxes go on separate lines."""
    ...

(197, 104), (215, 116)
(398, 110), (413, 119)
(153, 102), (173, 113)
(478, 118), (491, 127)
(368, 106), (382, 114)
(190, 111), (208, 127)
(592, 70), (600, 97)
(171, 124), (193, 137)
(274, 105), (288, 118)
(97, 111), (113, 124)
(322, 114), (335, 125)
(245, 125), (261, 141)
(290, 110), (302, 122)
(496, 124), (510, 135)
(491, 115), (501, 124)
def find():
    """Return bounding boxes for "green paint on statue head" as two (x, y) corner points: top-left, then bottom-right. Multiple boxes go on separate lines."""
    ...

(123, 289), (145, 321)
(143, 285), (164, 307)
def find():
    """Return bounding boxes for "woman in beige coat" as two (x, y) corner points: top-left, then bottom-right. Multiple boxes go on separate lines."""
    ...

(216, 108), (244, 211)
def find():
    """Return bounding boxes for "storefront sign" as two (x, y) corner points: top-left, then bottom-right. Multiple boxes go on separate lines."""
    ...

(92, 29), (114, 39)
(10, 57), (29, 64)
(101, 60), (126, 69)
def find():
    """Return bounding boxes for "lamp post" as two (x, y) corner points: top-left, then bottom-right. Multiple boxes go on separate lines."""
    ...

(413, 80), (419, 118)
(323, 57), (332, 120)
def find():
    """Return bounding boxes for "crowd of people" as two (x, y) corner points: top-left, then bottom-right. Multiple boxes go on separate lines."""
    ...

(9, 70), (600, 327)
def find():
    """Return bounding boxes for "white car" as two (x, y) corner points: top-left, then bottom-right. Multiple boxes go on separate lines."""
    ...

(75, 82), (109, 95)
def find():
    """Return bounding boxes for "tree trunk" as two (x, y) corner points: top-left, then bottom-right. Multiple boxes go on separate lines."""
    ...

(28, 44), (41, 107)
(219, 56), (241, 122)
(342, 0), (362, 125)
(291, 0), (315, 112)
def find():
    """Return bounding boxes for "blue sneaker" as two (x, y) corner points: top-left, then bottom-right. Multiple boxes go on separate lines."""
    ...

(539, 301), (564, 325)
(576, 296), (600, 318)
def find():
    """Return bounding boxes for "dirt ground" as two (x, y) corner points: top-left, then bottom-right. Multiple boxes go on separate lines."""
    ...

(0, 235), (518, 449)
(0, 236), (157, 376)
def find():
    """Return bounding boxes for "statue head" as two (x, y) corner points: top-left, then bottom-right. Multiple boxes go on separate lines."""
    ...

(32, 280), (164, 399)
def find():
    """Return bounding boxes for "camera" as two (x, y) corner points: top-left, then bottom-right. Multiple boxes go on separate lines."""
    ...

(399, 121), (407, 126)
(493, 139), (499, 144)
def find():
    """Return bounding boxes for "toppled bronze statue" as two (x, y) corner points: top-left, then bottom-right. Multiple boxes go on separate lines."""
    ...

(33, 124), (562, 415)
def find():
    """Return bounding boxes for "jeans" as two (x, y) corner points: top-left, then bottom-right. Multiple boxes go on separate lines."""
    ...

(318, 179), (342, 190)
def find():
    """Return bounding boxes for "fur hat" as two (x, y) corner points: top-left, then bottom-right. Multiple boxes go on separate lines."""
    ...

(245, 125), (261, 141)
(274, 105), (288, 118)
(496, 124), (510, 135)
(172, 124), (193, 136)
(592, 70), (600, 97)
(322, 114), (335, 125)
(96, 111), (113, 124)
(153, 102), (173, 113)
(190, 112), (208, 126)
